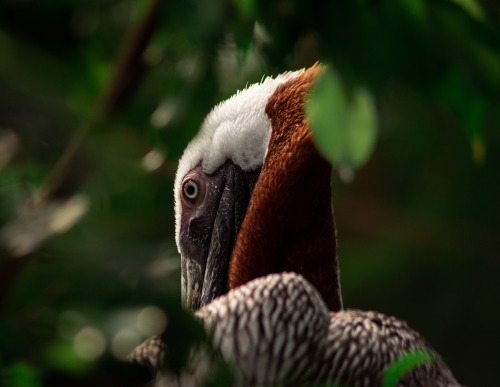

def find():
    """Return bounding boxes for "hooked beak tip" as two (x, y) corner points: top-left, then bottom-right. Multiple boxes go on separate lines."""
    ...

(181, 256), (202, 311)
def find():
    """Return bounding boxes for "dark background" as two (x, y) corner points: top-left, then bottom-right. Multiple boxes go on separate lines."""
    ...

(0, 1), (499, 386)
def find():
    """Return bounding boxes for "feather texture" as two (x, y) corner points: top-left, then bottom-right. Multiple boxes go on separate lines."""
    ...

(129, 272), (460, 386)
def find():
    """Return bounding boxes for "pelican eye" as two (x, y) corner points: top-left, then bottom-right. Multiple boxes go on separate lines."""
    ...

(183, 180), (199, 200)
(181, 168), (206, 206)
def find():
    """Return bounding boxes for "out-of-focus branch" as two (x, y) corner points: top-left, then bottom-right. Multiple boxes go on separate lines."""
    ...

(98, 0), (162, 115)
(0, 0), (162, 310)
(35, 0), (161, 208)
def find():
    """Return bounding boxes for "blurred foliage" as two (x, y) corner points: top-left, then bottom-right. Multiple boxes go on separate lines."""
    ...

(382, 350), (435, 387)
(0, 0), (499, 385)
(307, 68), (377, 179)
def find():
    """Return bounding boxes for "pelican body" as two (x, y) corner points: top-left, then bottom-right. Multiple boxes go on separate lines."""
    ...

(130, 65), (461, 386)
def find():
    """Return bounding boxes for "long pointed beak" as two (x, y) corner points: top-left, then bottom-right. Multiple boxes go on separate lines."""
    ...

(180, 161), (259, 310)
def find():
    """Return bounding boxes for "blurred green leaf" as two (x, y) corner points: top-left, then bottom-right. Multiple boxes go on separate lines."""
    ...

(449, 0), (485, 21)
(307, 68), (377, 176)
(44, 340), (92, 375)
(382, 350), (435, 387)
(436, 67), (489, 163)
(401, 0), (428, 23)
(233, 0), (256, 19)
(6, 362), (42, 387)
(162, 305), (206, 372)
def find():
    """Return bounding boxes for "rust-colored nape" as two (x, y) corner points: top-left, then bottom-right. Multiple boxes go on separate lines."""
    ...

(228, 64), (342, 311)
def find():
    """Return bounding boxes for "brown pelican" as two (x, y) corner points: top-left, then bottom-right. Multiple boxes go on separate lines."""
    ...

(130, 65), (461, 386)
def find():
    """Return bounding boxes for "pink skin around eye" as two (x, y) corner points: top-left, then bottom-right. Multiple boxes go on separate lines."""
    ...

(181, 164), (207, 208)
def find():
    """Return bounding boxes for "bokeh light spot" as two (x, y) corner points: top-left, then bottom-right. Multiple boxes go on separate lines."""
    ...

(73, 327), (106, 361)
(111, 329), (142, 360)
(141, 149), (165, 172)
(150, 100), (176, 128)
(136, 306), (167, 337)
(0, 129), (19, 169)
(49, 195), (90, 233)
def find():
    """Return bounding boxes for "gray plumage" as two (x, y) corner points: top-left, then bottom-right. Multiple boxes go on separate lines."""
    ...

(129, 272), (460, 386)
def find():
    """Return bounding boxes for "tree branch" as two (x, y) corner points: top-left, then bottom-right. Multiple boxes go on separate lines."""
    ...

(0, 0), (162, 311)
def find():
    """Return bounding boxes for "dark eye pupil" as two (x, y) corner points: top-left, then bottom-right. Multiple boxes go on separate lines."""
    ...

(186, 185), (195, 196)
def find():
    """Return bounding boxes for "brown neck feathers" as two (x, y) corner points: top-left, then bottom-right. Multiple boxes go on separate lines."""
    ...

(228, 65), (342, 311)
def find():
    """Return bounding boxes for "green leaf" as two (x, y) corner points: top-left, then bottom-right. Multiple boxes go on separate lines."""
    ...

(306, 68), (377, 177)
(382, 350), (435, 387)
(436, 67), (489, 163)
(44, 340), (93, 375)
(449, 0), (485, 21)
(401, 0), (428, 23)
(6, 363), (42, 387)
(233, 0), (256, 19)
